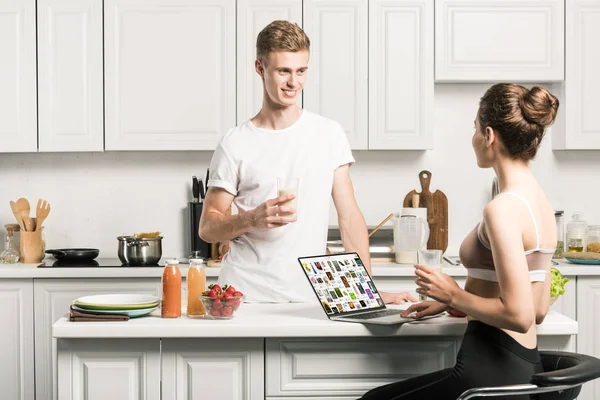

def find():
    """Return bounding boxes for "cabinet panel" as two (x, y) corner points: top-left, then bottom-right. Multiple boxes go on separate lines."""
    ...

(368, 0), (434, 150)
(57, 339), (160, 400)
(576, 277), (600, 400)
(266, 337), (457, 397)
(237, 0), (302, 124)
(37, 0), (103, 152)
(162, 338), (264, 400)
(0, 0), (37, 153)
(0, 280), (34, 400)
(104, 0), (235, 150)
(34, 278), (161, 400)
(435, 0), (565, 82)
(554, 0), (600, 149)
(303, 0), (368, 150)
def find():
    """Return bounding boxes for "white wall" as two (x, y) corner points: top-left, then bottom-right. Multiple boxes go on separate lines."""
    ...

(1, 83), (598, 259)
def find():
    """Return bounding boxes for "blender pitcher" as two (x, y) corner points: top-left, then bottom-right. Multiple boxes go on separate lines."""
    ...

(393, 214), (430, 264)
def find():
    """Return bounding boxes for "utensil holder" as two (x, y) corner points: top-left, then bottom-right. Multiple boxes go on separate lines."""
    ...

(20, 230), (44, 263)
(188, 202), (211, 259)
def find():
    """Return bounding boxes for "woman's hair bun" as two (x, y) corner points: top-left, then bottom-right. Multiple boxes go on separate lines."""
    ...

(519, 86), (559, 129)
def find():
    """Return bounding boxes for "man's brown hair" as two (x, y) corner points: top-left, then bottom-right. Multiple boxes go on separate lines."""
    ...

(256, 20), (310, 65)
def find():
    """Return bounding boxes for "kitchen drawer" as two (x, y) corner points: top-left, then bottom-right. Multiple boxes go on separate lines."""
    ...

(265, 337), (458, 397)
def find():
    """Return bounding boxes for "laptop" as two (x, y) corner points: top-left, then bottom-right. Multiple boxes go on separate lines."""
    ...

(298, 252), (439, 325)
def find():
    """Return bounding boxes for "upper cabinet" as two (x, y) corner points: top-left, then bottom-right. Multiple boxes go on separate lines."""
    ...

(553, 0), (600, 150)
(303, 0), (368, 150)
(104, 0), (235, 151)
(369, 0), (434, 150)
(37, 0), (104, 152)
(237, 0), (302, 125)
(435, 0), (565, 82)
(0, 0), (37, 153)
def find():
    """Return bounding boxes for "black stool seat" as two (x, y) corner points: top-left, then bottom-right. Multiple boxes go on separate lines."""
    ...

(456, 351), (600, 400)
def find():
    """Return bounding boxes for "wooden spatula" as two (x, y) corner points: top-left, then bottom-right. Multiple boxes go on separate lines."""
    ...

(9, 200), (26, 231)
(35, 199), (51, 231)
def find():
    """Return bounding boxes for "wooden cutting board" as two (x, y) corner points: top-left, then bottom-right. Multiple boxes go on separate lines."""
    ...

(403, 170), (448, 253)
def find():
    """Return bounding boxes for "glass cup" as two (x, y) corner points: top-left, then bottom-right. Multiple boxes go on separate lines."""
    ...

(277, 177), (299, 217)
(417, 249), (443, 301)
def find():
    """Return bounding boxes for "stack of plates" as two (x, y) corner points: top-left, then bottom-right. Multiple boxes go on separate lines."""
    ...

(72, 294), (161, 318)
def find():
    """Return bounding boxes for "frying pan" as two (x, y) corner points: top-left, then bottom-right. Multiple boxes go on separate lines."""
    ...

(45, 248), (99, 262)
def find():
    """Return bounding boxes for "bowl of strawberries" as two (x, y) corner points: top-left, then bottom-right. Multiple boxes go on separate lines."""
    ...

(200, 284), (245, 319)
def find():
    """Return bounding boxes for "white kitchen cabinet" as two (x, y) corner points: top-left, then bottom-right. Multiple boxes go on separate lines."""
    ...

(435, 0), (565, 82)
(104, 0), (235, 151)
(37, 0), (103, 152)
(237, 0), (302, 124)
(266, 337), (457, 397)
(34, 278), (161, 400)
(553, 0), (600, 150)
(0, 280), (35, 400)
(368, 0), (434, 150)
(0, 0), (37, 153)
(576, 277), (600, 400)
(162, 338), (265, 400)
(303, 0), (368, 150)
(57, 339), (160, 400)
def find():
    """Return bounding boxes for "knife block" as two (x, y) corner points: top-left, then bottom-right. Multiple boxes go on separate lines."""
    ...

(188, 202), (211, 259)
(20, 230), (44, 263)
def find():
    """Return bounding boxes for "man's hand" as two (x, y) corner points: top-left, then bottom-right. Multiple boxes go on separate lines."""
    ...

(242, 194), (297, 229)
(401, 301), (449, 319)
(380, 291), (417, 305)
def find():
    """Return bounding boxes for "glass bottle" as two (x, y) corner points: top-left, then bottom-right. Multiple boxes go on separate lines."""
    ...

(553, 211), (564, 259)
(566, 212), (588, 253)
(187, 259), (207, 318)
(587, 225), (600, 253)
(1, 225), (20, 264)
(161, 259), (182, 318)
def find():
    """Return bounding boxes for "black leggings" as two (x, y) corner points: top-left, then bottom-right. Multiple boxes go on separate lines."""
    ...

(359, 321), (543, 400)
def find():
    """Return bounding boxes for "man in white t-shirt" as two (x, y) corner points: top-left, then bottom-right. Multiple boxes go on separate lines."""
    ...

(199, 20), (416, 304)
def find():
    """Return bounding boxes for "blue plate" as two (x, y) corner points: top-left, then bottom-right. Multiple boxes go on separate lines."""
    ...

(564, 258), (600, 265)
(72, 304), (159, 318)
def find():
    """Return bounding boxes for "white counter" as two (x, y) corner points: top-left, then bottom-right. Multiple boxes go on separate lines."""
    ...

(1, 258), (597, 278)
(53, 303), (577, 339)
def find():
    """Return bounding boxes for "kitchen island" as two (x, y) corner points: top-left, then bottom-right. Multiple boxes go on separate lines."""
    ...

(2, 259), (599, 400)
(53, 303), (577, 400)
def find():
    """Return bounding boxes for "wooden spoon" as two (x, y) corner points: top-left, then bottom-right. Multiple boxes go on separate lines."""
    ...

(368, 212), (395, 238)
(9, 200), (26, 231)
(35, 199), (51, 231)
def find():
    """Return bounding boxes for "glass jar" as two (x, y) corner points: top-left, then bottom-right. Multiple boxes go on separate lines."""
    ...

(1, 224), (20, 264)
(553, 211), (564, 259)
(187, 259), (207, 318)
(566, 212), (588, 253)
(587, 225), (600, 253)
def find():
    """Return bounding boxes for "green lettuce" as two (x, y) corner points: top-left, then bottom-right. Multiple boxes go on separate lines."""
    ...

(550, 267), (569, 299)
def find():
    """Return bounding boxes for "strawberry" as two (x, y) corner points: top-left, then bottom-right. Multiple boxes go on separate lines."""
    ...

(221, 306), (233, 317)
(225, 285), (236, 295)
(233, 291), (244, 298)
(212, 298), (224, 310)
(223, 292), (233, 300)
(208, 289), (219, 299)
(210, 308), (222, 317)
(209, 284), (222, 293)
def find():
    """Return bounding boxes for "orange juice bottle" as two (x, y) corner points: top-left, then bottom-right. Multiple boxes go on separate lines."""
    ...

(187, 259), (207, 318)
(161, 259), (181, 318)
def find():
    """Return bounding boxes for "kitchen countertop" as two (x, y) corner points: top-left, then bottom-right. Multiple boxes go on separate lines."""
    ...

(1, 259), (598, 278)
(53, 303), (577, 339)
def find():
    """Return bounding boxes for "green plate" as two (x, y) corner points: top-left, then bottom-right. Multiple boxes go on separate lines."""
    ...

(73, 294), (161, 310)
(564, 258), (600, 265)
(72, 304), (159, 318)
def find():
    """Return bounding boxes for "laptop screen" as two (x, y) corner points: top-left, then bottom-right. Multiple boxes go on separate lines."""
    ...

(298, 252), (386, 317)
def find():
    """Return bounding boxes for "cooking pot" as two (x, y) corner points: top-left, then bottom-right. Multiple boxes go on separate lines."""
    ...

(117, 236), (162, 265)
(46, 248), (99, 262)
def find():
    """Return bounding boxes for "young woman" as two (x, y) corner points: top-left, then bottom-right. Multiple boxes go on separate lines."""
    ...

(360, 83), (560, 400)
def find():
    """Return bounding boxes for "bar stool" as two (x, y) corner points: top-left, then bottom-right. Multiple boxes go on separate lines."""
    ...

(456, 351), (600, 399)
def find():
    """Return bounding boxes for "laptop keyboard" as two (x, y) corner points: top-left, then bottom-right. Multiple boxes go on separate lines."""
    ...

(346, 309), (402, 320)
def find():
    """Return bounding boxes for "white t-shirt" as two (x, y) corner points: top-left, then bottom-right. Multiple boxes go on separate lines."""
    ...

(208, 110), (355, 302)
